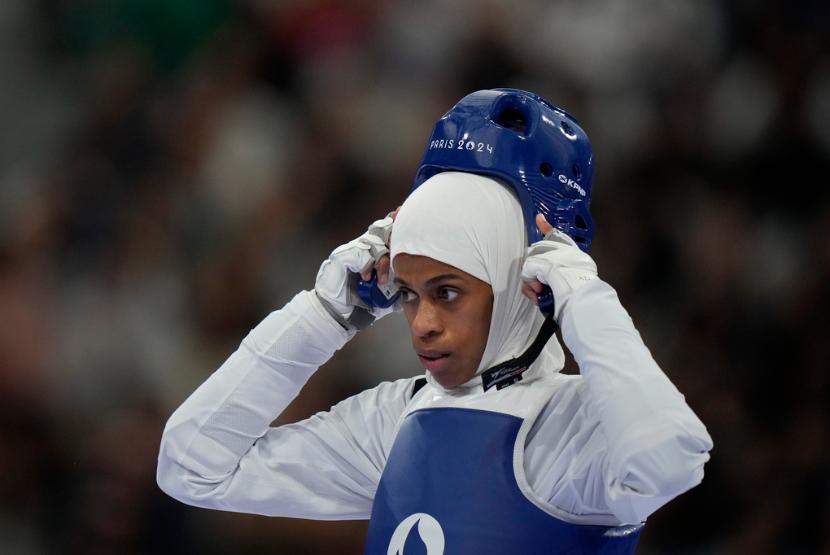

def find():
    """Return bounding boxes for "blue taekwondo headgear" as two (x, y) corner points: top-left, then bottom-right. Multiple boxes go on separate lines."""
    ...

(357, 88), (595, 316)
(413, 88), (594, 251)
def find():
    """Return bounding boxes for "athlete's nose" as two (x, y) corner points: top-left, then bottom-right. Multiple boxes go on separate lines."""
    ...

(411, 300), (443, 339)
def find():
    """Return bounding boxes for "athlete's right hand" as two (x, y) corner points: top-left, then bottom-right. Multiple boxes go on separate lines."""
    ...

(315, 209), (400, 331)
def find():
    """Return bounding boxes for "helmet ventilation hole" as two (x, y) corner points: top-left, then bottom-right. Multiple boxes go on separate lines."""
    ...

(572, 164), (582, 178)
(539, 162), (553, 177)
(495, 107), (528, 135)
(575, 214), (587, 229)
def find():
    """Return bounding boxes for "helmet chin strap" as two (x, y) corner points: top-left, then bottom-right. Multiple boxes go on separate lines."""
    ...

(481, 313), (559, 392)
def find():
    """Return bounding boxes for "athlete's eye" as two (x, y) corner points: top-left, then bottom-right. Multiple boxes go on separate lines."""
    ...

(437, 287), (459, 302)
(399, 288), (418, 303)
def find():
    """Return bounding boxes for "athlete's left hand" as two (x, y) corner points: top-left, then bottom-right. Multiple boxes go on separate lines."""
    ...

(521, 214), (598, 321)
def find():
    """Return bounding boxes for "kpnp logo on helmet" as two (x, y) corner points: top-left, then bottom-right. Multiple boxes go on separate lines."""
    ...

(558, 173), (587, 197)
(387, 512), (445, 555)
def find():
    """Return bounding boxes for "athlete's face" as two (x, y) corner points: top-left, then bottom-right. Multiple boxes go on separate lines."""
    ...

(393, 254), (493, 388)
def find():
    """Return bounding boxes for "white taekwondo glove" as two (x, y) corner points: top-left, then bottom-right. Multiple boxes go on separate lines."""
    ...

(315, 215), (398, 331)
(521, 227), (599, 322)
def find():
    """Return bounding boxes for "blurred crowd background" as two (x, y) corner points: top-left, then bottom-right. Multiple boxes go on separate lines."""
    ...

(1, 0), (829, 553)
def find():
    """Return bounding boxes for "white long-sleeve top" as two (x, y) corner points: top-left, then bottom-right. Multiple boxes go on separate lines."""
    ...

(157, 280), (712, 525)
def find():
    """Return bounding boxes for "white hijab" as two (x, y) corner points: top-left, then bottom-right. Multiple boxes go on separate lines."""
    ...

(391, 171), (565, 390)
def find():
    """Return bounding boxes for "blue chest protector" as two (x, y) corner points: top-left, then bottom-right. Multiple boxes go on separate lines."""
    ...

(364, 408), (642, 555)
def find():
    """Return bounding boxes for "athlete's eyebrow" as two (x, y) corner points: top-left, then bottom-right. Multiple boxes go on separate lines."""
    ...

(394, 273), (464, 287)
(425, 273), (464, 286)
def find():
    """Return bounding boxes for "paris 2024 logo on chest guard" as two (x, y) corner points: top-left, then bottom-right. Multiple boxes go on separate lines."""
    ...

(387, 513), (445, 555)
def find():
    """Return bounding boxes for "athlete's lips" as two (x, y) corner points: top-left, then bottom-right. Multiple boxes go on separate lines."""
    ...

(416, 351), (451, 372)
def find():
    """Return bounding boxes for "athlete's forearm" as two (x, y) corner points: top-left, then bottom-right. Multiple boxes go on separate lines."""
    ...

(156, 290), (352, 504)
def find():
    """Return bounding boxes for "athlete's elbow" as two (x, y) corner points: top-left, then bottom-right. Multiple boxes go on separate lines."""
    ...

(604, 435), (711, 524)
(155, 450), (191, 501)
(617, 428), (712, 501)
(156, 450), (231, 509)
(156, 458), (191, 503)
